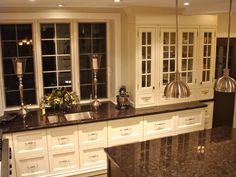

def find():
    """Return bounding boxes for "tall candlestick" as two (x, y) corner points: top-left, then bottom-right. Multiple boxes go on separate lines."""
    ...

(92, 57), (98, 70)
(16, 61), (23, 75)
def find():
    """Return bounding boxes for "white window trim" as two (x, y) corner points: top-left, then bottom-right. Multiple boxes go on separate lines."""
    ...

(0, 12), (121, 111)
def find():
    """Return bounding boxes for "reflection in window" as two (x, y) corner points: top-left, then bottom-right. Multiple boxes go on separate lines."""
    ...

(40, 23), (72, 94)
(0, 24), (36, 107)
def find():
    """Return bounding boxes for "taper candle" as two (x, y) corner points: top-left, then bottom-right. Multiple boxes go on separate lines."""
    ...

(16, 60), (23, 75)
(92, 57), (98, 70)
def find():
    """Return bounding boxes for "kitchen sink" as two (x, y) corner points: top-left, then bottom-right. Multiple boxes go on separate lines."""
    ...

(64, 111), (93, 121)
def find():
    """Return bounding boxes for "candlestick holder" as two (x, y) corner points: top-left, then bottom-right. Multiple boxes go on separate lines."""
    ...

(12, 58), (28, 117)
(90, 54), (102, 110)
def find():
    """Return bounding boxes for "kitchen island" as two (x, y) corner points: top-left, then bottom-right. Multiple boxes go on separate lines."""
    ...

(105, 126), (236, 177)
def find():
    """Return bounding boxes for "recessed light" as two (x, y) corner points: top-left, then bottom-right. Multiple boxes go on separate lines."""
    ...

(29, 0), (36, 2)
(114, 0), (121, 2)
(58, 4), (63, 7)
(184, 2), (190, 6)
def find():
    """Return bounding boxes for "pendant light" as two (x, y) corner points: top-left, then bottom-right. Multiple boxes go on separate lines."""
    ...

(215, 0), (236, 92)
(164, 0), (190, 98)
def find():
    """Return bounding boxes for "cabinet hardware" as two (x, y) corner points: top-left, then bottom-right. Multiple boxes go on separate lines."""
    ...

(153, 86), (155, 90)
(25, 141), (36, 150)
(120, 128), (132, 136)
(58, 136), (69, 145)
(27, 164), (38, 170)
(154, 122), (165, 130)
(88, 132), (98, 140)
(185, 118), (195, 125)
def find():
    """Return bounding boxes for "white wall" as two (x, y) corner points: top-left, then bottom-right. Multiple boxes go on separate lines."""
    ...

(217, 13), (236, 37)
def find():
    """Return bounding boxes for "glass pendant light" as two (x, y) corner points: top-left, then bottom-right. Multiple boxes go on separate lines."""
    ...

(164, 0), (190, 98)
(215, 0), (236, 92)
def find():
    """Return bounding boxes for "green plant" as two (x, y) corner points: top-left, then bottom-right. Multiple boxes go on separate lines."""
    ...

(41, 88), (80, 110)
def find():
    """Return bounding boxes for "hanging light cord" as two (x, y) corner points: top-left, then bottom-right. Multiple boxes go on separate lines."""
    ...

(226, 0), (232, 69)
(176, 0), (179, 77)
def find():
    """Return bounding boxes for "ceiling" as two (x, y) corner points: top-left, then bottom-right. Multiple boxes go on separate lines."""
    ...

(0, 0), (236, 14)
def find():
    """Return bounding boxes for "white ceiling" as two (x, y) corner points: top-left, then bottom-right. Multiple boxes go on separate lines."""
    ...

(0, 0), (236, 14)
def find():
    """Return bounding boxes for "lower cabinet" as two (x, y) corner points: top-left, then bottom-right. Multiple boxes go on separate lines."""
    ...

(16, 153), (49, 177)
(4, 107), (206, 177)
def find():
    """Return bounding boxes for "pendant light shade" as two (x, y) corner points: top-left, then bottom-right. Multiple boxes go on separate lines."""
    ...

(164, 73), (190, 98)
(164, 0), (190, 98)
(214, 0), (236, 93)
(215, 69), (236, 92)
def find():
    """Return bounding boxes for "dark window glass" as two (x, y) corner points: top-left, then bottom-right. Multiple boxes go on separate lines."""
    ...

(41, 23), (72, 93)
(78, 23), (107, 100)
(0, 24), (36, 107)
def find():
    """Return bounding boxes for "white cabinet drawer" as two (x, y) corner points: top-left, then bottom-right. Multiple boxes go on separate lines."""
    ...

(144, 113), (175, 140)
(78, 122), (107, 149)
(49, 149), (79, 174)
(137, 93), (155, 107)
(176, 109), (204, 134)
(16, 153), (49, 177)
(199, 88), (214, 100)
(108, 117), (143, 147)
(80, 148), (106, 169)
(13, 130), (47, 156)
(47, 125), (78, 151)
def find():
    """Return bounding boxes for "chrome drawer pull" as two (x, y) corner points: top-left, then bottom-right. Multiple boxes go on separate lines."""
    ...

(59, 159), (70, 167)
(25, 141), (36, 150)
(58, 136), (69, 145)
(120, 128), (132, 136)
(185, 118), (195, 125)
(89, 154), (99, 161)
(88, 132), (98, 140)
(201, 90), (209, 94)
(154, 122), (165, 130)
(27, 164), (38, 171)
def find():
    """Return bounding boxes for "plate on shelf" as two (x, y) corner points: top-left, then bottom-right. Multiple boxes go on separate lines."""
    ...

(0, 114), (16, 124)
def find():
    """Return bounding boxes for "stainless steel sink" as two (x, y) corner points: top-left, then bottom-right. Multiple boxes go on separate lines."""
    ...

(64, 112), (93, 121)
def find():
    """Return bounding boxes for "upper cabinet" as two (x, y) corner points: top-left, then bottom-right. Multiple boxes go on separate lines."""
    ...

(136, 28), (156, 107)
(133, 24), (216, 108)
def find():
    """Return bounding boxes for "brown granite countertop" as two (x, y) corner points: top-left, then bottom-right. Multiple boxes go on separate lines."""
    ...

(105, 126), (236, 177)
(0, 101), (206, 133)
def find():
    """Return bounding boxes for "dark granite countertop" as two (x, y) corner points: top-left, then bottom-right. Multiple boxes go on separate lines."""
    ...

(105, 126), (236, 177)
(0, 101), (206, 133)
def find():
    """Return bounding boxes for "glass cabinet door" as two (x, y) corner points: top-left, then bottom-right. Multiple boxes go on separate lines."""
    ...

(161, 30), (176, 86)
(180, 30), (197, 85)
(200, 29), (215, 87)
(138, 28), (155, 91)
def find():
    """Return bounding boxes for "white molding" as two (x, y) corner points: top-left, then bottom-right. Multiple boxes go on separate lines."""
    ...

(0, 32), (5, 115)
(217, 33), (236, 38)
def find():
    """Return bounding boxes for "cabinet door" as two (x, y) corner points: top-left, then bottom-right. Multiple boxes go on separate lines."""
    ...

(199, 28), (216, 88)
(108, 117), (143, 147)
(137, 28), (156, 107)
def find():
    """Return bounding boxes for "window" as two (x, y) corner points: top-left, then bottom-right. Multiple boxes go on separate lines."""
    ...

(78, 23), (107, 100)
(40, 23), (72, 94)
(0, 24), (36, 107)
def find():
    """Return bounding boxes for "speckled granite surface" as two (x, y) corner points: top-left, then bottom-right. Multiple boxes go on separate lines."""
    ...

(0, 101), (206, 133)
(105, 127), (236, 177)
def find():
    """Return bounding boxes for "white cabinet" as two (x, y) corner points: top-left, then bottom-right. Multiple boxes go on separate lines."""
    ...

(49, 149), (79, 174)
(16, 153), (49, 177)
(13, 130), (47, 156)
(108, 117), (143, 146)
(47, 125), (78, 151)
(78, 122), (107, 170)
(136, 27), (156, 107)
(78, 122), (107, 149)
(80, 147), (107, 169)
(12, 130), (49, 177)
(203, 101), (214, 129)
(47, 125), (79, 175)
(143, 113), (175, 140)
(176, 109), (205, 134)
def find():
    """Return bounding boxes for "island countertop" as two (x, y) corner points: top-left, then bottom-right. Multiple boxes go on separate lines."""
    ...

(105, 126), (236, 177)
(0, 101), (206, 133)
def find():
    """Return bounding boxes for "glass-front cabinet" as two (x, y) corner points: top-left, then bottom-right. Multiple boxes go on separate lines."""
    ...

(136, 28), (156, 107)
(198, 28), (216, 100)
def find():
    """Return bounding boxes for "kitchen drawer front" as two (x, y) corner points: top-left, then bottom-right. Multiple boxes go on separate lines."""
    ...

(78, 122), (107, 149)
(13, 130), (47, 156)
(108, 117), (143, 147)
(199, 88), (214, 100)
(204, 101), (214, 129)
(16, 153), (49, 177)
(49, 149), (79, 174)
(137, 93), (155, 107)
(80, 148), (106, 169)
(144, 113), (175, 140)
(176, 109), (204, 134)
(47, 125), (78, 151)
